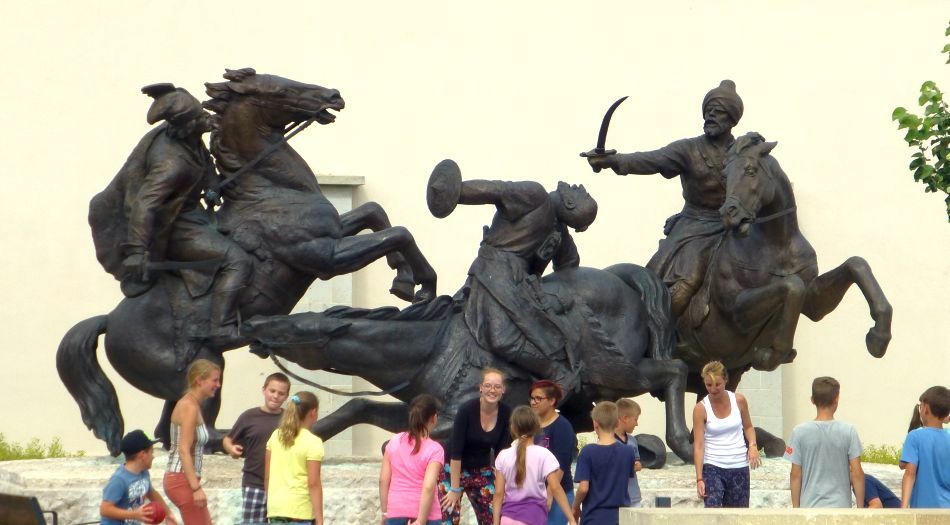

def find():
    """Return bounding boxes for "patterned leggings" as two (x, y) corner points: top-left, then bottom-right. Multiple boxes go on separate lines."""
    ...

(438, 464), (495, 525)
(702, 463), (750, 508)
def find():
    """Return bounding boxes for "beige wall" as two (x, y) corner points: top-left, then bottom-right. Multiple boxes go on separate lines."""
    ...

(1, 1), (947, 456)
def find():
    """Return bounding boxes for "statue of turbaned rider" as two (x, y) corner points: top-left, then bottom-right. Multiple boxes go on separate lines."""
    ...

(586, 80), (744, 322)
(89, 84), (253, 350)
(427, 160), (598, 394)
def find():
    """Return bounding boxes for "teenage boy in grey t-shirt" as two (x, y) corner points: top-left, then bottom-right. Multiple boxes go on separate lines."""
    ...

(784, 376), (865, 508)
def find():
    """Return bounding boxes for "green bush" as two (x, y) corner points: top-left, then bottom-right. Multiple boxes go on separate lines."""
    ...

(861, 444), (902, 465)
(0, 433), (85, 461)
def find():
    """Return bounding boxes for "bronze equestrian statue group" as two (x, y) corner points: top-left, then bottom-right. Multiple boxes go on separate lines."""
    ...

(57, 72), (892, 463)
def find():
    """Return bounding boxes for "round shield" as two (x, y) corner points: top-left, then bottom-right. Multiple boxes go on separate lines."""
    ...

(426, 159), (462, 218)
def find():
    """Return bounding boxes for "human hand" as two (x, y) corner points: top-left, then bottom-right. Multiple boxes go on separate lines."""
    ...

(634, 460), (642, 472)
(134, 504), (154, 523)
(440, 489), (461, 512)
(192, 487), (207, 508)
(121, 253), (147, 280)
(748, 445), (761, 470)
(227, 443), (244, 459)
(696, 479), (706, 499)
(586, 153), (616, 173)
(572, 505), (581, 522)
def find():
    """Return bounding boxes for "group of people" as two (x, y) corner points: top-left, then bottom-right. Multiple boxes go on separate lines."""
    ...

(99, 360), (948, 525)
(101, 361), (326, 525)
(691, 363), (950, 512)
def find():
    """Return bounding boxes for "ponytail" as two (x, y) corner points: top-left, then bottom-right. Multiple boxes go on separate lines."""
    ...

(277, 391), (318, 448)
(407, 394), (441, 455)
(509, 406), (541, 488)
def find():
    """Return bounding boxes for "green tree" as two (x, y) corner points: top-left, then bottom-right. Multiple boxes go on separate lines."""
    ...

(892, 22), (950, 222)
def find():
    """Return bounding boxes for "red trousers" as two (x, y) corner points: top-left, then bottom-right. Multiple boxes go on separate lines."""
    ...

(163, 471), (212, 524)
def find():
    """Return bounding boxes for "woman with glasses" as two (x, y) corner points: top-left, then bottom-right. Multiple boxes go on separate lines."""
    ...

(528, 380), (576, 525)
(439, 368), (512, 525)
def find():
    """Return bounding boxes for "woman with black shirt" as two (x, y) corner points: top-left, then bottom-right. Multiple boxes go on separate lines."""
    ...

(439, 368), (512, 525)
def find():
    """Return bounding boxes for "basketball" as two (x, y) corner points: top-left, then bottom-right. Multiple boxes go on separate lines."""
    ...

(143, 501), (166, 524)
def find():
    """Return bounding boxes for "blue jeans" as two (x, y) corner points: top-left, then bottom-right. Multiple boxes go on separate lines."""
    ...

(547, 489), (574, 525)
(385, 519), (442, 525)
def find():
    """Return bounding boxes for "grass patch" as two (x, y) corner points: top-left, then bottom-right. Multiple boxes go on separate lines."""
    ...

(861, 444), (901, 465)
(0, 433), (85, 461)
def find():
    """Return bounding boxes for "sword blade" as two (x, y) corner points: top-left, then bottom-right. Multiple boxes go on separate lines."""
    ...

(595, 96), (628, 151)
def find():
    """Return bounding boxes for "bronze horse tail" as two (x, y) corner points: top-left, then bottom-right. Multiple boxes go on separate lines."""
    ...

(604, 263), (676, 361)
(56, 315), (123, 455)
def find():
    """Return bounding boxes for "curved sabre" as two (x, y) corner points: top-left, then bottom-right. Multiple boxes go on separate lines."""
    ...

(580, 96), (628, 172)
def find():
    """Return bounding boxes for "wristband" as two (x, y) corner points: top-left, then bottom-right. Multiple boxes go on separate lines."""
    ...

(696, 479), (703, 483)
(192, 485), (202, 492)
(449, 486), (463, 493)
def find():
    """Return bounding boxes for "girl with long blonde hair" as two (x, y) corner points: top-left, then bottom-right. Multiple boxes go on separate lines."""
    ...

(265, 391), (324, 525)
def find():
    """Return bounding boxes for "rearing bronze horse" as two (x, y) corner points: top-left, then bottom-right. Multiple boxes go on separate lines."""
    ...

(57, 69), (437, 454)
(676, 132), (893, 391)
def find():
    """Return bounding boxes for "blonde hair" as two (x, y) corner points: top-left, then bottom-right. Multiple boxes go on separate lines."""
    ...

(509, 406), (541, 488)
(591, 401), (619, 431)
(277, 391), (319, 448)
(186, 359), (220, 391)
(701, 361), (727, 382)
(616, 398), (641, 418)
(481, 367), (506, 384)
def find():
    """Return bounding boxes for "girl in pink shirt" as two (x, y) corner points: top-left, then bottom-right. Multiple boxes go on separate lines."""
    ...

(380, 394), (444, 525)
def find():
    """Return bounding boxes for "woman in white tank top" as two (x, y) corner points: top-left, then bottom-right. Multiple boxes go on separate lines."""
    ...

(692, 361), (760, 508)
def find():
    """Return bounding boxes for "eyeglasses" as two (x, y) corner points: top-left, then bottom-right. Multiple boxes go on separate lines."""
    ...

(530, 396), (550, 403)
(481, 383), (504, 391)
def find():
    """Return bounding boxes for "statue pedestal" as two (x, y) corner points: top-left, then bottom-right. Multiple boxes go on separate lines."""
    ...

(736, 369), (784, 438)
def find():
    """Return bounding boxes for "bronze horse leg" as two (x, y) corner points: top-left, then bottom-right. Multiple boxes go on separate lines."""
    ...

(311, 398), (408, 443)
(320, 227), (437, 301)
(339, 202), (419, 302)
(731, 275), (807, 371)
(801, 256), (892, 358)
(635, 357), (694, 462)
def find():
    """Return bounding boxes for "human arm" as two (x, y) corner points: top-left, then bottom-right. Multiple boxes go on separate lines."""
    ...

(789, 463), (802, 508)
(100, 501), (156, 523)
(572, 480), (589, 521)
(411, 460), (442, 525)
(547, 472), (578, 525)
(551, 225), (580, 270)
(440, 459), (463, 511)
(692, 403), (706, 498)
(492, 468), (506, 525)
(849, 458), (865, 508)
(264, 449), (270, 494)
(222, 435), (244, 459)
(175, 400), (206, 507)
(587, 140), (688, 178)
(900, 462), (916, 508)
(736, 394), (761, 469)
(378, 452), (391, 525)
(899, 431), (919, 508)
(307, 459), (324, 525)
(125, 157), (188, 257)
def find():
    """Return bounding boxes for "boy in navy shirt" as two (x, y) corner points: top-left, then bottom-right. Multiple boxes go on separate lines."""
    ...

(572, 401), (638, 525)
(864, 474), (900, 508)
(100, 430), (177, 525)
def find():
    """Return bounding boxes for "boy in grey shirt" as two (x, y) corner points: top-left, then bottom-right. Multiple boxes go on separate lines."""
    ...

(784, 376), (865, 508)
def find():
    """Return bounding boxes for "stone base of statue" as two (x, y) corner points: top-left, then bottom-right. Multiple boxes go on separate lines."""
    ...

(0, 455), (905, 524)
